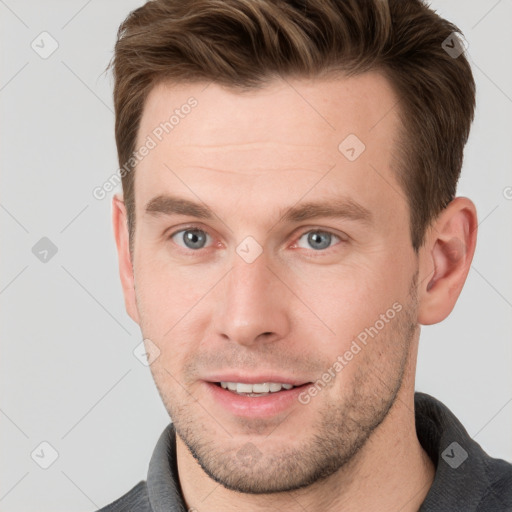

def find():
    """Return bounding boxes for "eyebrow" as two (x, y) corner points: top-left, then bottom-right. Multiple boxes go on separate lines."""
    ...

(280, 198), (373, 226)
(145, 195), (213, 219)
(144, 194), (373, 226)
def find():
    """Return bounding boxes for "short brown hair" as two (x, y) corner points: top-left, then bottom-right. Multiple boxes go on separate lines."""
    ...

(107, 0), (475, 254)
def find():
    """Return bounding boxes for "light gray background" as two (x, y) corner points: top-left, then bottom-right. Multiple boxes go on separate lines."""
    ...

(1, 1), (511, 510)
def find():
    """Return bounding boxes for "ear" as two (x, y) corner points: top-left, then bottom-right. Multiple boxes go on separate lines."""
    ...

(112, 194), (140, 324)
(417, 197), (477, 325)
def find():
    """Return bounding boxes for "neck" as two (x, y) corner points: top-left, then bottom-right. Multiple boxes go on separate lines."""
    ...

(176, 340), (435, 512)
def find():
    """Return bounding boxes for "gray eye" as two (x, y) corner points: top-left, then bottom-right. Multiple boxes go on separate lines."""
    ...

(172, 229), (209, 250)
(297, 230), (339, 251)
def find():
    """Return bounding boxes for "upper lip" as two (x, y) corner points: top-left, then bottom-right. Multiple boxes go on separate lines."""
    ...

(204, 374), (311, 386)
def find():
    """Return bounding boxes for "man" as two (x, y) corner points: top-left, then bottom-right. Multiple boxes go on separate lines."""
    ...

(100, 0), (512, 510)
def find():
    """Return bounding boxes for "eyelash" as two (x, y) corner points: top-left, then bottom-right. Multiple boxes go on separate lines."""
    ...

(167, 224), (346, 255)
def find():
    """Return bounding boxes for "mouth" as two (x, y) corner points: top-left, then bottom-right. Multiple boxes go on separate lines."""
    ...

(205, 379), (312, 418)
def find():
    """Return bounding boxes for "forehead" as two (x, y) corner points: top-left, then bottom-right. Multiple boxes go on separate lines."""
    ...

(137, 72), (398, 151)
(134, 73), (405, 230)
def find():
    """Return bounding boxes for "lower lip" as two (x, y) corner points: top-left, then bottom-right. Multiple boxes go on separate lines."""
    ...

(204, 382), (310, 418)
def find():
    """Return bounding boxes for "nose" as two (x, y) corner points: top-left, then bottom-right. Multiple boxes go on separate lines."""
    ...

(211, 249), (291, 347)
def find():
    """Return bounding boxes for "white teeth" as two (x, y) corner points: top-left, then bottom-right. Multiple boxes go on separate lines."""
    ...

(252, 383), (270, 393)
(219, 382), (296, 394)
(236, 383), (253, 393)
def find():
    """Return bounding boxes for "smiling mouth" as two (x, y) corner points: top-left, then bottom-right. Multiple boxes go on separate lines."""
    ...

(214, 381), (308, 397)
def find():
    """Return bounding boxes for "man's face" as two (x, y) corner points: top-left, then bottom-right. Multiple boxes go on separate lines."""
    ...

(127, 73), (421, 492)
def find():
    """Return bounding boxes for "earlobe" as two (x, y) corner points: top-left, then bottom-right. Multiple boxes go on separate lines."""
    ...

(417, 197), (478, 325)
(112, 194), (140, 325)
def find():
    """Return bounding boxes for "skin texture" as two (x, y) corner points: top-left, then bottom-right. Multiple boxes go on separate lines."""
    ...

(113, 73), (478, 511)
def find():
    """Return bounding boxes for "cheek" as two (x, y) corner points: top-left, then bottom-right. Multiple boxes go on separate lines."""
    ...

(288, 258), (413, 384)
(135, 252), (215, 322)
(133, 256), (218, 371)
(288, 258), (399, 329)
